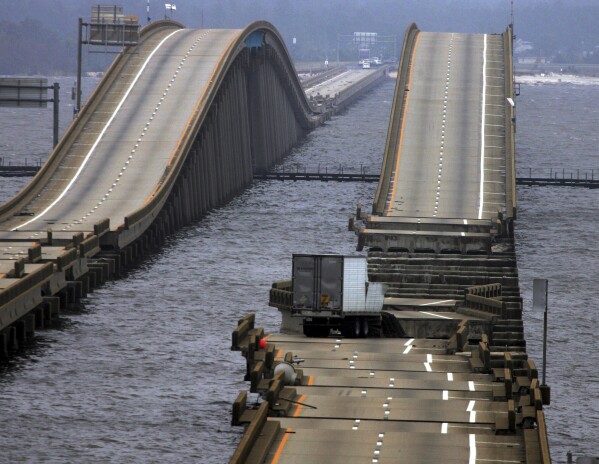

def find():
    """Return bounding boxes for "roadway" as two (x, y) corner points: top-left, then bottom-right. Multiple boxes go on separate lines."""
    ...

(304, 68), (382, 99)
(2, 27), (240, 237)
(386, 32), (506, 220)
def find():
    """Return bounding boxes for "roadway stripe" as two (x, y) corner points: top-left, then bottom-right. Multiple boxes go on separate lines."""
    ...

(420, 311), (453, 319)
(145, 29), (241, 203)
(478, 33), (487, 220)
(441, 422), (448, 434)
(469, 434), (477, 464)
(403, 344), (412, 354)
(307, 376), (314, 386)
(271, 428), (294, 464)
(386, 33), (420, 215)
(13, 28), (183, 231)
(419, 299), (454, 306)
(469, 380), (476, 391)
(293, 394), (308, 417)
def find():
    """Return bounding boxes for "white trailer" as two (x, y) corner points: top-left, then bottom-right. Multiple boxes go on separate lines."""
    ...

(292, 254), (386, 338)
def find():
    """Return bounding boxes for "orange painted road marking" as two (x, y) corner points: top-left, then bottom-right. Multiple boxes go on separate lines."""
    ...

(387, 32), (421, 215)
(274, 348), (283, 359)
(307, 376), (314, 386)
(293, 394), (308, 417)
(271, 428), (294, 464)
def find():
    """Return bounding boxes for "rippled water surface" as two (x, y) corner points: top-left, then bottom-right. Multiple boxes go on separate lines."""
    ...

(0, 77), (598, 462)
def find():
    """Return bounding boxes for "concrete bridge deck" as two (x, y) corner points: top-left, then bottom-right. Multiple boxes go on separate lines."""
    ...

(0, 20), (386, 342)
(0, 16), (550, 464)
(229, 23), (550, 464)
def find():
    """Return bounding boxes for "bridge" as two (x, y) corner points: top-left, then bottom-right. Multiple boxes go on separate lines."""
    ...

(0, 18), (551, 464)
(0, 20), (385, 335)
(230, 24), (551, 464)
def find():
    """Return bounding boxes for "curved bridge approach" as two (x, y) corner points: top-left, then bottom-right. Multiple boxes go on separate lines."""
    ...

(361, 24), (517, 254)
(0, 20), (321, 248)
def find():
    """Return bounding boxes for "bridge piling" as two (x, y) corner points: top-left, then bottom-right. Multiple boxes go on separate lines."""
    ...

(0, 21), (391, 369)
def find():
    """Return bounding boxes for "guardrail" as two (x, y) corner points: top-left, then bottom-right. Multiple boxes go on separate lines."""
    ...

(504, 25), (517, 220)
(463, 284), (504, 317)
(123, 21), (323, 238)
(301, 65), (347, 89)
(0, 20), (183, 223)
(372, 23), (420, 215)
(518, 167), (599, 180)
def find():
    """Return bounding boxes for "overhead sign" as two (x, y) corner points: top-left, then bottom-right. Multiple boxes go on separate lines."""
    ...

(354, 32), (378, 46)
(87, 5), (139, 46)
(0, 78), (48, 108)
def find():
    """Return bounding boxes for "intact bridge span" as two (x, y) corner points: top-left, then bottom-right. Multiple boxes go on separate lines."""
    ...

(0, 19), (386, 337)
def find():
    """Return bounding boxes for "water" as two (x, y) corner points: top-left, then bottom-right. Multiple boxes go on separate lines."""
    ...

(0, 76), (597, 462)
(515, 79), (599, 458)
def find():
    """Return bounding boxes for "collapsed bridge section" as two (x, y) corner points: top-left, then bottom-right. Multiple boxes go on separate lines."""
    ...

(230, 24), (550, 464)
(356, 24), (517, 254)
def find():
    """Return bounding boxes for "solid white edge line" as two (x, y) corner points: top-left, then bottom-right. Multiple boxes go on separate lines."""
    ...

(447, 372), (454, 381)
(420, 311), (453, 320)
(441, 422), (448, 434)
(442, 390), (449, 400)
(467, 400), (476, 412)
(469, 380), (475, 391)
(424, 362), (432, 372)
(13, 29), (183, 231)
(403, 345), (413, 354)
(427, 353), (433, 364)
(420, 299), (455, 307)
(478, 33), (487, 220)
(469, 434), (477, 464)
(404, 338), (415, 346)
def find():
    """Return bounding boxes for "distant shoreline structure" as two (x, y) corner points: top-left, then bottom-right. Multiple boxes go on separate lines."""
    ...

(515, 63), (599, 78)
(516, 72), (599, 86)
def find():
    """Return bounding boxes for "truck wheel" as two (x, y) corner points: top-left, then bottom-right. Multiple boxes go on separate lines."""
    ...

(360, 318), (369, 338)
(341, 317), (361, 338)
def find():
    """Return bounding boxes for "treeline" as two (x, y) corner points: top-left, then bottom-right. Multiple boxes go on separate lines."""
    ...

(2, 0), (599, 74)
(0, 19), (75, 75)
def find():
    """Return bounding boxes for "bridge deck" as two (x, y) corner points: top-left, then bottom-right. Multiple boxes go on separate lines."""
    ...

(386, 32), (506, 221)
(231, 328), (533, 463)
(2, 26), (239, 235)
(230, 24), (550, 464)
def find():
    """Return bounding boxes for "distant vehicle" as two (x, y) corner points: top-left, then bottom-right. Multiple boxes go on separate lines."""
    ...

(362, 61), (371, 69)
(372, 57), (382, 66)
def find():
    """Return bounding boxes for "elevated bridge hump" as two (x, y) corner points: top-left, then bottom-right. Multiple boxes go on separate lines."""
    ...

(0, 20), (317, 248)
(375, 26), (514, 223)
(365, 25), (516, 253)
